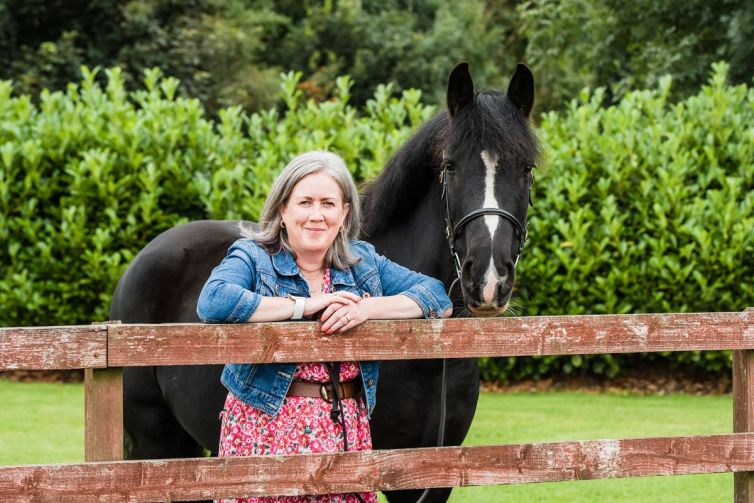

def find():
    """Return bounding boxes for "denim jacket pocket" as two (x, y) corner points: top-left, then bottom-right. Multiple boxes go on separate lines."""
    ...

(258, 272), (279, 296)
(356, 274), (382, 297)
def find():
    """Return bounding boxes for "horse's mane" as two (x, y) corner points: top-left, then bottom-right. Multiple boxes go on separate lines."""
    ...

(359, 91), (541, 238)
(449, 91), (541, 165)
(360, 114), (447, 238)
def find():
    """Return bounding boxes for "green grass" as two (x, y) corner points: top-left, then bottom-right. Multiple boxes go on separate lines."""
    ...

(0, 380), (84, 465)
(0, 381), (733, 501)
(452, 391), (732, 502)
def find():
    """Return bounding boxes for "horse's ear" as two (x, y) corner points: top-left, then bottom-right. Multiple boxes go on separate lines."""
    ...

(447, 62), (474, 116)
(507, 63), (534, 118)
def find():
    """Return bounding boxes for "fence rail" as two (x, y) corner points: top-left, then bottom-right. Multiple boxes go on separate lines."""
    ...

(2, 311), (753, 368)
(2, 433), (754, 502)
(1, 310), (753, 502)
(0, 325), (107, 370)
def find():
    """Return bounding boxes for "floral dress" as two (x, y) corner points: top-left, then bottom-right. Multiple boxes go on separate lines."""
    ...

(217, 268), (377, 503)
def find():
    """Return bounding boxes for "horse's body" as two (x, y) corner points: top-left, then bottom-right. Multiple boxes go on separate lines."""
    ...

(111, 63), (539, 503)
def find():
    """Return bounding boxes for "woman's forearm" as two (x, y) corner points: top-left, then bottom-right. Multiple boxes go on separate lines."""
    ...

(248, 296), (296, 322)
(241, 293), (452, 324)
(362, 294), (451, 319)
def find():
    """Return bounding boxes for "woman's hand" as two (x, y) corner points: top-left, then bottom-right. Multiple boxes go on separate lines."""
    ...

(303, 291), (362, 318)
(320, 297), (371, 335)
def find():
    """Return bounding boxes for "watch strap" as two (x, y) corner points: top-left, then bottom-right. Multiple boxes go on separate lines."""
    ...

(289, 295), (306, 320)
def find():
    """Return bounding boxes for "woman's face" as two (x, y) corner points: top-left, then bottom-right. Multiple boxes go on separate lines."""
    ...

(280, 171), (349, 259)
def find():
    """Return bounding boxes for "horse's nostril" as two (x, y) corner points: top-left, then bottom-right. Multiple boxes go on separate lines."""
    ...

(496, 282), (507, 300)
(459, 259), (477, 296)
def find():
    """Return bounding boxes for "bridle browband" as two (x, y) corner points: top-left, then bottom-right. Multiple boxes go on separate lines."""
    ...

(440, 154), (534, 292)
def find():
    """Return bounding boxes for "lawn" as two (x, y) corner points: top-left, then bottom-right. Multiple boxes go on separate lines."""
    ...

(0, 380), (733, 501)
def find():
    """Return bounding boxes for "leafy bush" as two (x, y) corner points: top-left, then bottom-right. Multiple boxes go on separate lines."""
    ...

(482, 62), (754, 381)
(0, 67), (434, 328)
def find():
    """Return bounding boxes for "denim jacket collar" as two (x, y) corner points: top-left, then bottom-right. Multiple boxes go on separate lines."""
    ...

(271, 249), (299, 277)
(330, 266), (356, 288)
(271, 248), (356, 287)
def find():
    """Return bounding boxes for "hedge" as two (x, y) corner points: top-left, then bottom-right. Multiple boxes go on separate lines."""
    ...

(0, 66), (434, 328)
(2, 63), (752, 379)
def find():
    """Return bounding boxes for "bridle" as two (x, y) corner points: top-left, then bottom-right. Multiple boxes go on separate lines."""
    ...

(439, 154), (535, 294)
(414, 155), (534, 503)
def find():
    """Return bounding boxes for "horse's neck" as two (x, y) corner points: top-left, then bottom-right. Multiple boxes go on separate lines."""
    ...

(366, 181), (455, 285)
(360, 114), (458, 288)
(361, 115), (446, 237)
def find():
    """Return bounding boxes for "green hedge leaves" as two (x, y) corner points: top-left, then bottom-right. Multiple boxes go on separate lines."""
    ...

(0, 66), (434, 328)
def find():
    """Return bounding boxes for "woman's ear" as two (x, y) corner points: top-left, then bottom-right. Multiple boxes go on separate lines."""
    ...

(342, 202), (350, 225)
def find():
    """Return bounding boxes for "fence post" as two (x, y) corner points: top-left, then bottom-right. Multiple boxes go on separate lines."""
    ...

(734, 308), (754, 503)
(84, 322), (123, 462)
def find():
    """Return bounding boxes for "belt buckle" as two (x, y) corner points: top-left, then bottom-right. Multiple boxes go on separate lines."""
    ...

(319, 384), (331, 402)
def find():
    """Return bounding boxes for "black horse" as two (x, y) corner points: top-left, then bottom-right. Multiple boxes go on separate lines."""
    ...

(111, 62), (540, 503)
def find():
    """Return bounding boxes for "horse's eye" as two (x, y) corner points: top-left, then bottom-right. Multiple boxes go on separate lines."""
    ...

(524, 163), (536, 173)
(443, 159), (456, 172)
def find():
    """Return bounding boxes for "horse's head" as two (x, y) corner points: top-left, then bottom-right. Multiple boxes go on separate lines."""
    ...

(438, 62), (540, 317)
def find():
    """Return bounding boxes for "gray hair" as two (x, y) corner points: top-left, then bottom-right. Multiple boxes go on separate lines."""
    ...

(254, 151), (361, 270)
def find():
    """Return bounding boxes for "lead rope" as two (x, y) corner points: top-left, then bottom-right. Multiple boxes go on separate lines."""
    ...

(324, 362), (349, 451)
(412, 282), (458, 503)
(414, 160), (534, 503)
(414, 358), (448, 503)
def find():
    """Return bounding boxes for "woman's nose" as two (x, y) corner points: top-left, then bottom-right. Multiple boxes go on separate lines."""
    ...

(309, 204), (324, 220)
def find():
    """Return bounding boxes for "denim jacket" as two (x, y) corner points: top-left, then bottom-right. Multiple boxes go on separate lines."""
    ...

(196, 238), (452, 418)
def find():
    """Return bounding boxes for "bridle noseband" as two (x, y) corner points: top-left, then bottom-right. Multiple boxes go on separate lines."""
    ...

(440, 156), (534, 292)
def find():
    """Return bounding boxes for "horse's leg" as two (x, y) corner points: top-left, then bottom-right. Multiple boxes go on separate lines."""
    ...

(382, 488), (453, 503)
(123, 366), (205, 459)
(375, 359), (480, 503)
(156, 364), (227, 455)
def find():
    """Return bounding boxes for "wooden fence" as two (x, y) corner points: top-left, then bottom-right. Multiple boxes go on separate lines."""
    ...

(1, 310), (753, 501)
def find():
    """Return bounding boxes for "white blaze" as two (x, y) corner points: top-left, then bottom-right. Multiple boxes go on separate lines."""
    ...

(480, 150), (502, 304)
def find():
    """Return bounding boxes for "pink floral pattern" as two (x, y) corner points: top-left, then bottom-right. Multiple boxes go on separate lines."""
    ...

(217, 268), (377, 503)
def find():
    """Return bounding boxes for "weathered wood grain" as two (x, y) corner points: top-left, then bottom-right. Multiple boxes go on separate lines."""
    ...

(106, 311), (754, 366)
(85, 368), (124, 462)
(734, 308), (754, 502)
(0, 325), (107, 370)
(2, 433), (754, 502)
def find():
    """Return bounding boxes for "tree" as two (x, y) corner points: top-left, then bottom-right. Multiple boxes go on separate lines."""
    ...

(0, 0), (281, 115)
(519, 0), (754, 110)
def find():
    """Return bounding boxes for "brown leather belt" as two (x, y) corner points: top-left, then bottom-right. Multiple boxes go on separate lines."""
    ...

(287, 381), (362, 401)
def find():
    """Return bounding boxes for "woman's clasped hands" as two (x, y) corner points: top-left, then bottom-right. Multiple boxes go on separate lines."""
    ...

(303, 291), (368, 335)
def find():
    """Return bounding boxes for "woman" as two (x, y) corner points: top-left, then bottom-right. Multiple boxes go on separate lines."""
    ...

(197, 151), (453, 502)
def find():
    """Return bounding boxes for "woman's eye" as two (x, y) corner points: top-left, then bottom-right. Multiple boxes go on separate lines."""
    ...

(299, 201), (311, 206)
(323, 201), (335, 207)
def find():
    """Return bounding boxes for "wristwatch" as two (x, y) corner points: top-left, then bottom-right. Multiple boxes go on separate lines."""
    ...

(288, 295), (306, 320)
